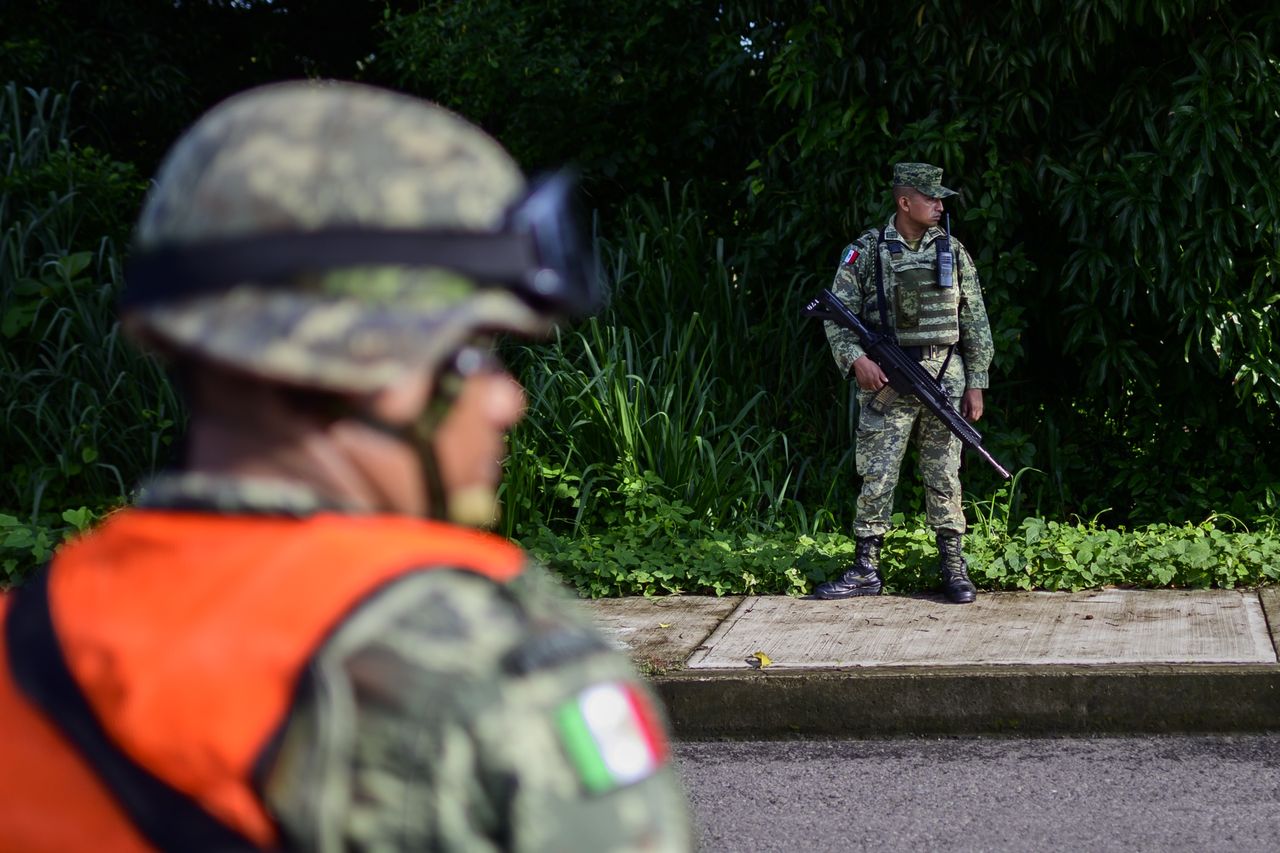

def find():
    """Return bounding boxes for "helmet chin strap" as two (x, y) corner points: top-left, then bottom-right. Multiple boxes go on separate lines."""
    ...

(351, 411), (452, 521)
(353, 409), (501, 528)
(413, 437), (503, 527)
(416, 438), (451, 522)
(354, 340), (506, 525)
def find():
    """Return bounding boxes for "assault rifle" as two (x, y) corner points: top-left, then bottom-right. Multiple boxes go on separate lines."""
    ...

(802, 288), (1011, 479)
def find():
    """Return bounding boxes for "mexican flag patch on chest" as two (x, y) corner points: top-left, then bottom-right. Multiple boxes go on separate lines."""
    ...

(555, 681), (669, 793)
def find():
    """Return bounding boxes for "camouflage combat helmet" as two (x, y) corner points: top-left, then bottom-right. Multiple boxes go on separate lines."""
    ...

(122, 80), (596, 391)
(892, 162), (957, 199)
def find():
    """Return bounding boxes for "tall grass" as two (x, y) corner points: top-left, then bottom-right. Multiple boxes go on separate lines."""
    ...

(499, 184), (870, 540)
(1, 83), (181, 522)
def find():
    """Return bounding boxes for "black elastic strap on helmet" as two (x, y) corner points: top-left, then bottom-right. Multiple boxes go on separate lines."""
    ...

(123, 229), (538, 305)
(122, 171), (601, 318)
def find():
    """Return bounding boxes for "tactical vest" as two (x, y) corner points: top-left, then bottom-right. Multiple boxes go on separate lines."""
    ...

(864, 228), (962, 348)
(0, 509), (526, 852)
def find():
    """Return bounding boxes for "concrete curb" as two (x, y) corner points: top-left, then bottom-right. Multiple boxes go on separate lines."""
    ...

(583, 589), (1280, 738)
(654, 663), (1280, 738)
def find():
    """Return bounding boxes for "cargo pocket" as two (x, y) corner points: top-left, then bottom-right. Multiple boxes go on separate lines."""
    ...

(858, 391), (886, 433)
(856, 395), (885, 476)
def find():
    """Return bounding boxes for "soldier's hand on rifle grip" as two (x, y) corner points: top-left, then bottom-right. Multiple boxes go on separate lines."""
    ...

(961, 388), (984, 423)
(852, 355), (889, 392)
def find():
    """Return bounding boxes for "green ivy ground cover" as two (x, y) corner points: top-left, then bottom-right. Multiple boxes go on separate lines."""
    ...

(520, 514), (1280, 599)
(8, 506), (1279, 596)
(0, 507), (99, 583)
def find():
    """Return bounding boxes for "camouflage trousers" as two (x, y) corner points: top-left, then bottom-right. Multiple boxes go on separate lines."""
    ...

(852, 352), (966, 538)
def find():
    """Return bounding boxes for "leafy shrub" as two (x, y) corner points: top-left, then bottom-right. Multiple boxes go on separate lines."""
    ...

(1, 84), (181, 567)
(525, 504), (1280, 599)
(0, 506), (100, 584)
(518, 466), (1280, 598)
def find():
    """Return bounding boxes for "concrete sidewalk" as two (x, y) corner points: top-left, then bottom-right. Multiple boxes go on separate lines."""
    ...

(579, 589), (1280, 737)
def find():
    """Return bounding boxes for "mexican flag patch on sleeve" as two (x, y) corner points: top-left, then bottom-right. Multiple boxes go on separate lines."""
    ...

(841, 246), (860, 266)
(555, 681), (670, 793)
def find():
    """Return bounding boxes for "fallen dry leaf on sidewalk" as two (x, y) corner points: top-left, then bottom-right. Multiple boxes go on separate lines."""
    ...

(750, 651), (773, 668)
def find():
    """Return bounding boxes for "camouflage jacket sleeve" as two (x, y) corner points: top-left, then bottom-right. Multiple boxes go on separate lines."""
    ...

(823, 231), (879, 377)
(262, 564), (693, 852)
(953, 237), (994, 390)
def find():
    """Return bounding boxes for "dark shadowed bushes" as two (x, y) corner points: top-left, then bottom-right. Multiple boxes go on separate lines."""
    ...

(4, 1), (1280, 587)
(0, 85), (180, 580)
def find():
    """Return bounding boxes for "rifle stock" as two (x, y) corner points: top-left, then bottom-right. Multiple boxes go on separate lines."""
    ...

(803, 288), (1011, 479)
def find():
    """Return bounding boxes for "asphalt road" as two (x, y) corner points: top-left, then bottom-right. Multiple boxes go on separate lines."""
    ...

(674, 734), (1280, 852)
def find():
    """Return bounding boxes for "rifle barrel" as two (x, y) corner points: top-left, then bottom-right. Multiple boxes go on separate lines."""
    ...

(804, 288), (1012, 480)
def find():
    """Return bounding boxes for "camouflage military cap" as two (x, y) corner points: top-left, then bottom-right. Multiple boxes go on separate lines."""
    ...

(125, 80), (551, 391)
(892, 162), (958, 199)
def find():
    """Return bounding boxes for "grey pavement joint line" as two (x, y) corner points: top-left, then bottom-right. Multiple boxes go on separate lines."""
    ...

(685, 595), (761, 669)
(1260, 588), (1280, 659)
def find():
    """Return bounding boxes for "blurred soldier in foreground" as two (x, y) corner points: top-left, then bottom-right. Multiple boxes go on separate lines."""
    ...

(815, 163), (994, 604)
(0, 81), (692, 851)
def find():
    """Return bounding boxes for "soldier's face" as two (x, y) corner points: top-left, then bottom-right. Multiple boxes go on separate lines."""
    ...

(901, 190), (944, 231)
(432, 364), (527, 526)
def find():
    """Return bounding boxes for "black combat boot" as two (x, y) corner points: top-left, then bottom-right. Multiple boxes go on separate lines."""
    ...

(814, 535), (884, 599)
(936, 532), (976, 604)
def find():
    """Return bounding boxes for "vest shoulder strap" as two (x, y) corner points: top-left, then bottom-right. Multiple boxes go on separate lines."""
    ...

(6, 569), (259, 852)
(872, 226), (894, 337)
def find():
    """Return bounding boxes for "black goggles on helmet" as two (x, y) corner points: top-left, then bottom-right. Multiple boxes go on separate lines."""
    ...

(121, 170), (601, 316)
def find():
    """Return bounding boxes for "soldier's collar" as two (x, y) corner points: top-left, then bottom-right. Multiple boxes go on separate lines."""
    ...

(135, 471), (361, 516)
(883, 217), (944, 247)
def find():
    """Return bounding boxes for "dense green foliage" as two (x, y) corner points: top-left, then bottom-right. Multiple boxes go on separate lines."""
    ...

(0, 0), (393, 172)
(528, 514), (1280, 598)
(2, 1), (1279, 591)
(385, 0), (1280, 529)
(0, 84), (180, 580)
(379, 0), (743, 202)
(499, 186), (819, 539)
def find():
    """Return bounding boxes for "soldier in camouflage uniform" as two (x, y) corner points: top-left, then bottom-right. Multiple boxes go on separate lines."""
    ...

(0, 81), (692, 851)
(814, 163), (994, 604)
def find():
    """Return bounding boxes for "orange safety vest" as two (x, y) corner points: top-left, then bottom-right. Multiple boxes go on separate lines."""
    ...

(0, 509), (525, 852)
